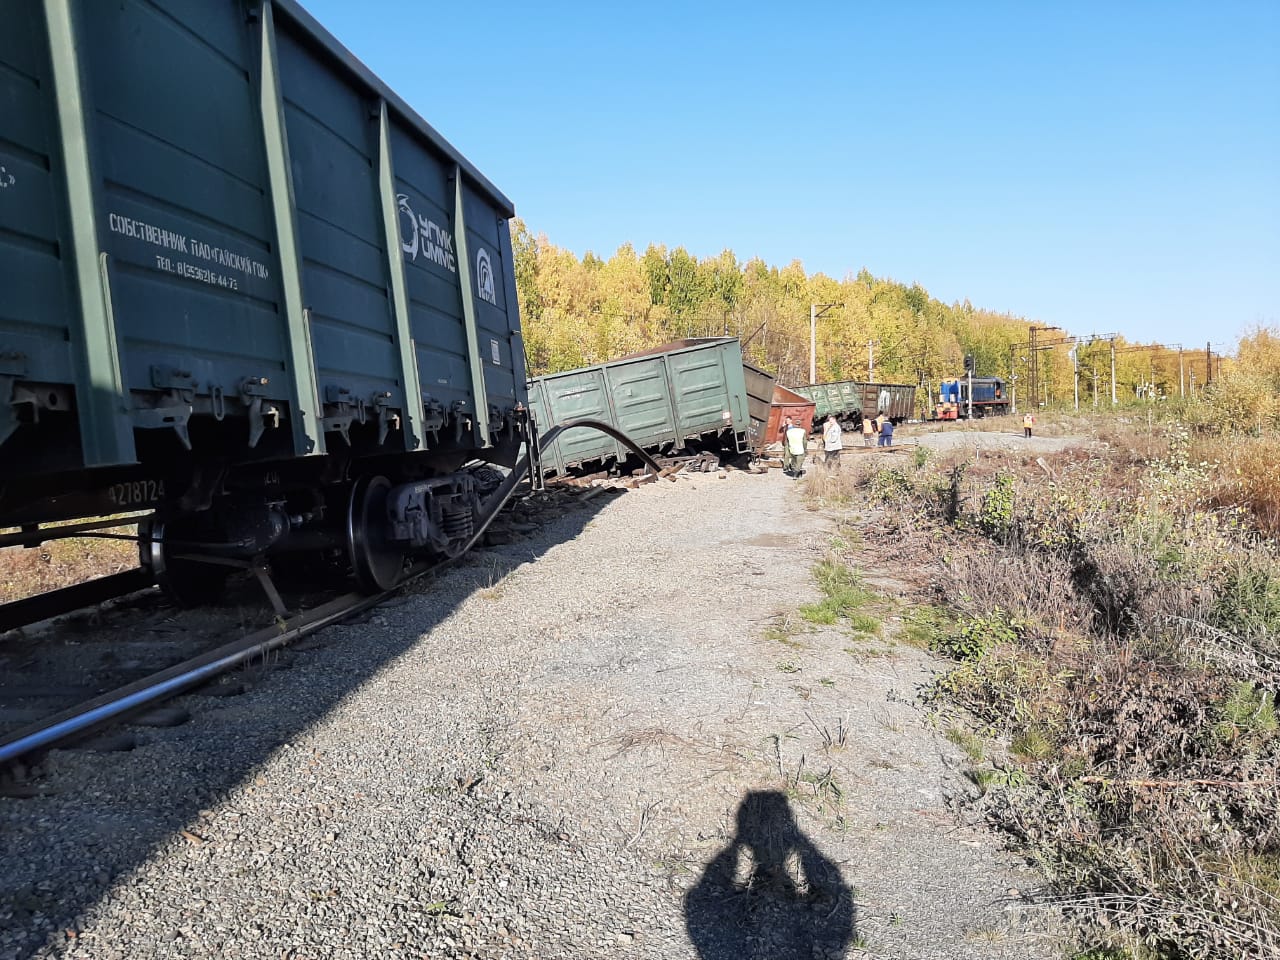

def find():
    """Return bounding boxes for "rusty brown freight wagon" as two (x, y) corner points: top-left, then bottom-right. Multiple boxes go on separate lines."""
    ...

(744, 364), (815, 448)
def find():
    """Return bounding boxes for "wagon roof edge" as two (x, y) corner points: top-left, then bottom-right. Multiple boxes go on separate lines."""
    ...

(275, 0), (516, 218)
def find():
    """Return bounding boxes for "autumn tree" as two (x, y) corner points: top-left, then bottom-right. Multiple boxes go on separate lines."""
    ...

(514, 222), (1050, 396)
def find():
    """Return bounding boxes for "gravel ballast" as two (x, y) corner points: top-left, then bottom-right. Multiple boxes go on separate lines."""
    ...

(1, 467), (1063, 959)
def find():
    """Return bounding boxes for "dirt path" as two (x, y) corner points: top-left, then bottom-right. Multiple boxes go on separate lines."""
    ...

(488, 469), (1063, 959)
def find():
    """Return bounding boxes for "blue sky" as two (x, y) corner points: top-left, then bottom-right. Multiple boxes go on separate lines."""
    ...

(304, 0), (1278, 348)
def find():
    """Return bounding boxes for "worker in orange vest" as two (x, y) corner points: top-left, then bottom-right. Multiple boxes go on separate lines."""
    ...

(1023, 412), (1035, 438)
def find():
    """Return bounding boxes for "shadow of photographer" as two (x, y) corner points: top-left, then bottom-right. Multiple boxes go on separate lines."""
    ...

(685, 789), (856, 959)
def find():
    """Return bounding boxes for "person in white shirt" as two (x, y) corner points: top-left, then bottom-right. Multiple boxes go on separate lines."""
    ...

(822, 415), (843, 464)
(782, 418), (807, 477)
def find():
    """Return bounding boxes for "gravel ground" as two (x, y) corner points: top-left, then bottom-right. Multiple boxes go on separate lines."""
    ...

(908, 424), (1096, 456)
(1, 466), (1064, 959)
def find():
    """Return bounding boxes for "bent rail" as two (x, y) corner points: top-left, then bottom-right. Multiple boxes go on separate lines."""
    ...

(535, 418), (664, 476)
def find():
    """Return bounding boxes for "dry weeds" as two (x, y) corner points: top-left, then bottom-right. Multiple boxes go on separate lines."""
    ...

(0, 526), (139, 603)
(819, 418), (1280, 959)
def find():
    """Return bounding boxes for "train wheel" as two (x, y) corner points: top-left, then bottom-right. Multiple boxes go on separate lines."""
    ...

(140, 518), (231, 607)
(346, 475), (406, 593)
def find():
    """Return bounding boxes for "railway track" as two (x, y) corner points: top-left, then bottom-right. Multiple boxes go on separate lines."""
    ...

(0, 421), (659, 774)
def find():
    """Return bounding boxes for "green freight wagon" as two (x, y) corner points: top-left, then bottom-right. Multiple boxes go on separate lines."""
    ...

(528, 338), (751, 477)
(0, 0), (527, 524)
(792, 381), (916, 427)
(0, 0), (531, 594)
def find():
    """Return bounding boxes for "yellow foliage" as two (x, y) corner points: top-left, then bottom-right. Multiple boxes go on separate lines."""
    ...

(512, 223), (1038, 387)
(1189, 325), (1280, 435)
(1236, 325), (1280, 387)
(1201, 434), (1280, 536)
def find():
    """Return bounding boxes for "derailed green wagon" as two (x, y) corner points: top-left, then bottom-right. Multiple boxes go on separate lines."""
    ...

(527, 338), (751, 477)
(792, 380), (916, 428)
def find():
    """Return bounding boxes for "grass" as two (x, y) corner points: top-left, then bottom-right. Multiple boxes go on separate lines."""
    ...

(901, 604), (952, 649)
(807, 713), (850, 753)
(780, 752), (844, 809)
(847, 611), (881, 635)
(762, 612), (805, 647)
(964, 766), (1027, 796)
(944, 726), (986, 763)
(1203, 434), (1280, 535)
(963, 925), (1008, 944)
(795, 766), (843, 803)
(1009, 725), (1056, 761)
(798, 557), (880, 633)
(0, 525), (139, 603)
(873, 709), (905, 734)
(475, 561), (510, 600)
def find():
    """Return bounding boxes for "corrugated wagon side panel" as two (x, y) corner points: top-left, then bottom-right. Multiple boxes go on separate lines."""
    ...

(892, 384), (917, 419)
(0, 6), (76, 388)
(603, 356), (676, 448)
(389, 122), (474, 427)
(667, 343), (736, 439)
(535, 369), (616, 469)
(525, 377), (563, 476)
(274, 23), (404, 429)
(528, 338), (756, 474)
(84, 1), (280, 358)
(77, 0), (322, 452)
(460, 182), (522, 428)
(0, 0), (528, 519)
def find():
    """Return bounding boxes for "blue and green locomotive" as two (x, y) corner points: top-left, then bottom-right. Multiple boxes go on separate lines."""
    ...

(935, 377), (1010, 419)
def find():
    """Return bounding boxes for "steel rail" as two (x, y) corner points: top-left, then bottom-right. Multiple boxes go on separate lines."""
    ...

(0, 420), (658, 769)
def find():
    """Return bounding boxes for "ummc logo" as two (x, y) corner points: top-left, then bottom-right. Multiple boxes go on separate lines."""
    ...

(475, 247), (497, 305)
(397, 194), (456, 273)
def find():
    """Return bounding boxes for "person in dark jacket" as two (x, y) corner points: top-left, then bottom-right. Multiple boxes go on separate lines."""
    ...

(878, 418), (895, 447)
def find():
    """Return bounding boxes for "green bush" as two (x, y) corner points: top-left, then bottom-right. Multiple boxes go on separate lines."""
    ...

(1214, 563), (1280, 637)
(978, 472), (1017, 540)
(933, 609), (1027, 662)
(1212, 681), (1278, 747)
(871, 467), (915, 503)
